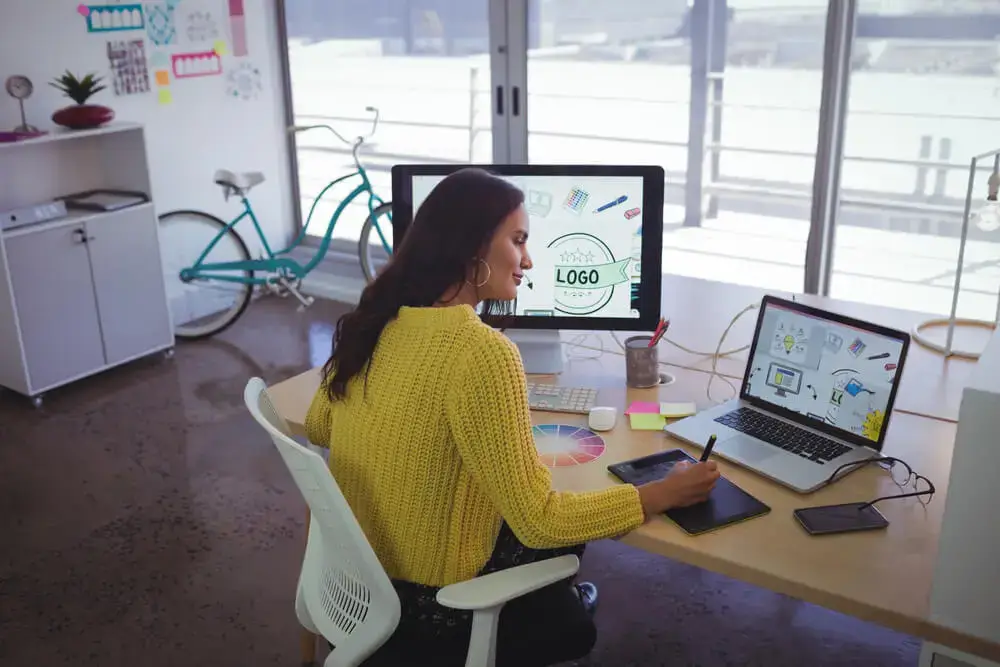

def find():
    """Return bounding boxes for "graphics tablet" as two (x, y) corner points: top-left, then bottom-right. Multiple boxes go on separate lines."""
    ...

(607, 449), (771, 535)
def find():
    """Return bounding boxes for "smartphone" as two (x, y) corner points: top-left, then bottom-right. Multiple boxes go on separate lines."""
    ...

(793, 502), (888, 536)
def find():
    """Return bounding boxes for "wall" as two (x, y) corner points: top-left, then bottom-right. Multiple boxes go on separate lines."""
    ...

(0, 0), (293, 252)
(928, 326), (1000, 657)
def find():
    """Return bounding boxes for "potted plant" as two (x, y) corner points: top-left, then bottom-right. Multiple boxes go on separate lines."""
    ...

(50, 71), (114, 130)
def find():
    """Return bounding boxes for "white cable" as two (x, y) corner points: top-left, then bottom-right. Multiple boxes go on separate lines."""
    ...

(705, 303), (759, 404)
(562, 332), (604, 362)
(609, 302), (760, 404)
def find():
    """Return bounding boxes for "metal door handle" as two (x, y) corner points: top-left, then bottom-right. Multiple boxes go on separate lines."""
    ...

(72, 229), (95, 243)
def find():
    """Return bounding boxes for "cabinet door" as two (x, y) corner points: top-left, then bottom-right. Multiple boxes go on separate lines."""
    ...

(5, 225), (107, 391)
(85, 207), (174, 366)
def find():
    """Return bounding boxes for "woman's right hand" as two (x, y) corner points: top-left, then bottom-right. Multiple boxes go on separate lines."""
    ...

(637, 460), (721, 519)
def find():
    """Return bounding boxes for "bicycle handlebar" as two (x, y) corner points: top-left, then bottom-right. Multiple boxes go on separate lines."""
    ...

(288, 106), (381, 147)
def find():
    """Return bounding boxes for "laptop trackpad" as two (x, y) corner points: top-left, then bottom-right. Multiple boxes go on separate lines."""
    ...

(718, 434), (778, 466)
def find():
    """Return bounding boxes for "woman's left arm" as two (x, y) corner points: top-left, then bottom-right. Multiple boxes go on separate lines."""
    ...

(304, 384), (333, 448)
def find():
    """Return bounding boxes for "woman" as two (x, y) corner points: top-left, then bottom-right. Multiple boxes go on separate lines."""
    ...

(305, 167), (719, 666)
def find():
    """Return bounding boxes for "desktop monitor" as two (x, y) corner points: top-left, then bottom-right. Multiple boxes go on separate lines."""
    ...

(390, 164), (665, 373)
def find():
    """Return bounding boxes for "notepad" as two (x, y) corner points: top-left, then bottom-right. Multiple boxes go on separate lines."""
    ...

(625, 401), (698, 418)
(629, 413), (667, 430)
(659, 402), (697, 418)
(625, 401), (660, 415)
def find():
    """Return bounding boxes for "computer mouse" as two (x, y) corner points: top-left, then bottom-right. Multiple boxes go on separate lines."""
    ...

(588, 406), (617, 431)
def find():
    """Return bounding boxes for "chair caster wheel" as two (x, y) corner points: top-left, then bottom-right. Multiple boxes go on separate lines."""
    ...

(163, 347), (175, 360)
(30, 395), (43, 409)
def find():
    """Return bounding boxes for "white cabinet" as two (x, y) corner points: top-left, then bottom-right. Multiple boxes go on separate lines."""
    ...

(5, 222), (107, 390)
(0, 123), (174, 405)
(86, 206), (174, 365)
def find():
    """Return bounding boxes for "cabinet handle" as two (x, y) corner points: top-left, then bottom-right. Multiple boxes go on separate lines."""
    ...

(72, 229), (95, 244)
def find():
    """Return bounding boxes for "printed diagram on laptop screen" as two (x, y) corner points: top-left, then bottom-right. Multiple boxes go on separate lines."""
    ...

(745, 304), (905, 442)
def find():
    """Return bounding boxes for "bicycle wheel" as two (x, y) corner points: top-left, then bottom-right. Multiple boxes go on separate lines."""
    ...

(358, 202), (394, 283)
(158, 209), (254, 339)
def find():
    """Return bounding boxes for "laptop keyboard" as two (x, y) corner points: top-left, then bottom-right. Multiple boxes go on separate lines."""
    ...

(713, 407), (851, 465)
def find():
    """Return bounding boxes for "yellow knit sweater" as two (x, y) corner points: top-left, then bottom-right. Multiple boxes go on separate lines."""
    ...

(304, 304), (645, 587)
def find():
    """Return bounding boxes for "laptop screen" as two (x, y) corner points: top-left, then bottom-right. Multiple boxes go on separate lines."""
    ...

(743, 300), (906, 444)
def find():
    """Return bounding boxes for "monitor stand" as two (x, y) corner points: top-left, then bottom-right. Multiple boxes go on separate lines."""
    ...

(506, 329), (564, 375)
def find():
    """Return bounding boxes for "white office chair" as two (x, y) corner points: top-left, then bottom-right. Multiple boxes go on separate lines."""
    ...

(243, 377), (581, 667)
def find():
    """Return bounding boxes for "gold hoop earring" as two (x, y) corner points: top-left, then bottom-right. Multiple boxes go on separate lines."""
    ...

(465, 258), (491, 288)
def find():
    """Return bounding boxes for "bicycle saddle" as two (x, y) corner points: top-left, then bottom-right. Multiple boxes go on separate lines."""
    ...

(214, 169), (265, 194)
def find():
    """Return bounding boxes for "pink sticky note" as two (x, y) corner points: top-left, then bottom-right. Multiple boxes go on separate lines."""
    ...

(625, 401), (660, 415)
(77, 3), (90, 16)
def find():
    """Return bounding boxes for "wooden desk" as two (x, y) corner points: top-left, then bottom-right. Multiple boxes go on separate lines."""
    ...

(575, 274), (989, 424)
(266, 362), (999, 663)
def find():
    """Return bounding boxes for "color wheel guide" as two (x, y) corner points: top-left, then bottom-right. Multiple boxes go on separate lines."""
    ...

(532, 424), (606, 467)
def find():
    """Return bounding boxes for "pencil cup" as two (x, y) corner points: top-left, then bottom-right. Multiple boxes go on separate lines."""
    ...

(625, 336), (660, 388)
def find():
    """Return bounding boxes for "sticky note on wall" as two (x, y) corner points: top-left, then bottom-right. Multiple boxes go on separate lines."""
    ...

(228, 0), (247, 56)
(154, 69), (169, 86)
(158, 88), (172, 105)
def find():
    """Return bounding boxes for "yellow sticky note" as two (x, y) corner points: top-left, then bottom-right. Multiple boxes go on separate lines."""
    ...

(660, 402), (697, 418)
(155, 69), (170, 86)
(158, 88), (172, 105)
(630, 413), (666, 430)
(213, 40), (228, 56)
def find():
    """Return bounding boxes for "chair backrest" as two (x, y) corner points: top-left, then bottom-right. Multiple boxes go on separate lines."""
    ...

(244, 377), (400, 664)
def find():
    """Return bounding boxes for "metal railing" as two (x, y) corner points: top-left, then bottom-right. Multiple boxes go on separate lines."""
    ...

(292, 66), (1000, 225)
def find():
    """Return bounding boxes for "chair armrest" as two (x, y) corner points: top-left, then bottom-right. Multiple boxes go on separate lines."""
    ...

(436, 554), (580, 611)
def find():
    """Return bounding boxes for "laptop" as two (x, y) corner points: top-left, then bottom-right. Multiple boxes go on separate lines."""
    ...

(665, 295), (911, 493)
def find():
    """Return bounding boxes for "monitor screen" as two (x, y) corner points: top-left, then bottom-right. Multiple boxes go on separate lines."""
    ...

(742, 297), (909, 446)
(391, 164), (664, 332)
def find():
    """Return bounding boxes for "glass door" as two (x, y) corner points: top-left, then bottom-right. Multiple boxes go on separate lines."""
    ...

(826, 0), (1000, 318)
(281, 0), (514, 261)
(508, 0), (832, 294)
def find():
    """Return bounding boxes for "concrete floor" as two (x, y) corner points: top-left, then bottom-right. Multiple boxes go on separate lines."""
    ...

(0, 294), (923, 666)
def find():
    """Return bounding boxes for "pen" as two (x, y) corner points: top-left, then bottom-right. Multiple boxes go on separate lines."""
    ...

(647, 318), (665, 347)
(700, 434), (717, 462)
(651, 318), (670, 346)
(594, 195), (627, 213)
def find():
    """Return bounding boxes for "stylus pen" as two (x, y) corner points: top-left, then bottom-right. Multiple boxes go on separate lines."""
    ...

(594, 195), (627, 213)
(700, 434), (717, 462)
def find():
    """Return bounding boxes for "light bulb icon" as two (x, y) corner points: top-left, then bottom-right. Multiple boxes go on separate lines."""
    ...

(974, 172), (1000, 232)
(783, 334), (794, 353)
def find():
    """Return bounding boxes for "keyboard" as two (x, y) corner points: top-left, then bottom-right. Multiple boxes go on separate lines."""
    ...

(526, 383), (598, 415)
(713, 407), (851, 465)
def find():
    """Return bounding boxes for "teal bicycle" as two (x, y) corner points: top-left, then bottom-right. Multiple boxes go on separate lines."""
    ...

(158, 107), (393, 339)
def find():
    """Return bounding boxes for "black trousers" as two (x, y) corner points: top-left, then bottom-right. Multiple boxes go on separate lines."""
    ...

(359, 522), (596, 667)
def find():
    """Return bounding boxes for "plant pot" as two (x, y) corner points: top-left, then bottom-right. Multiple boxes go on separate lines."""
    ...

(52, 104), (114, 130)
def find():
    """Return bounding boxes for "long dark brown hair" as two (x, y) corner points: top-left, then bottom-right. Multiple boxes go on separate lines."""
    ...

(322, 167), (525, 400)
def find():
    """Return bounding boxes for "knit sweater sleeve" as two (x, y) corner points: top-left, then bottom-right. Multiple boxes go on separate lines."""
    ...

(304, 380), (333, 449)
(445, 325), (645, 549)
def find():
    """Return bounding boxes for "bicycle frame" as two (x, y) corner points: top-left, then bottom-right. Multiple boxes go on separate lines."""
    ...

(180, 162), (391, 286)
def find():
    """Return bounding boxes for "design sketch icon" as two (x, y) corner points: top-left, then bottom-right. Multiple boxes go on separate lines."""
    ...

(226, 62), (262, 100)
(844, 378), (873, 397)
(84, 4), (145, 32)
(862, 409), (884, 441)
(172, 50), (223, 78)
(563, 187), (590, 214)
(185, 9), (221, 44)
(848, 337), (866, 357)
(107, 39), (151, 96)
(825, 331), (843, 353)
(770, 319), (808, 364)
(548, 232), (629, 316)
(145, 2), (177, 45)
(593, 195), (627, 214)
(526, 190), (553, 217)
(765, 362), (802, 397)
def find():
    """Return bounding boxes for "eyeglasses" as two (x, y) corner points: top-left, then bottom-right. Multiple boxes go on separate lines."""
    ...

(823, 456), (936, 510)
